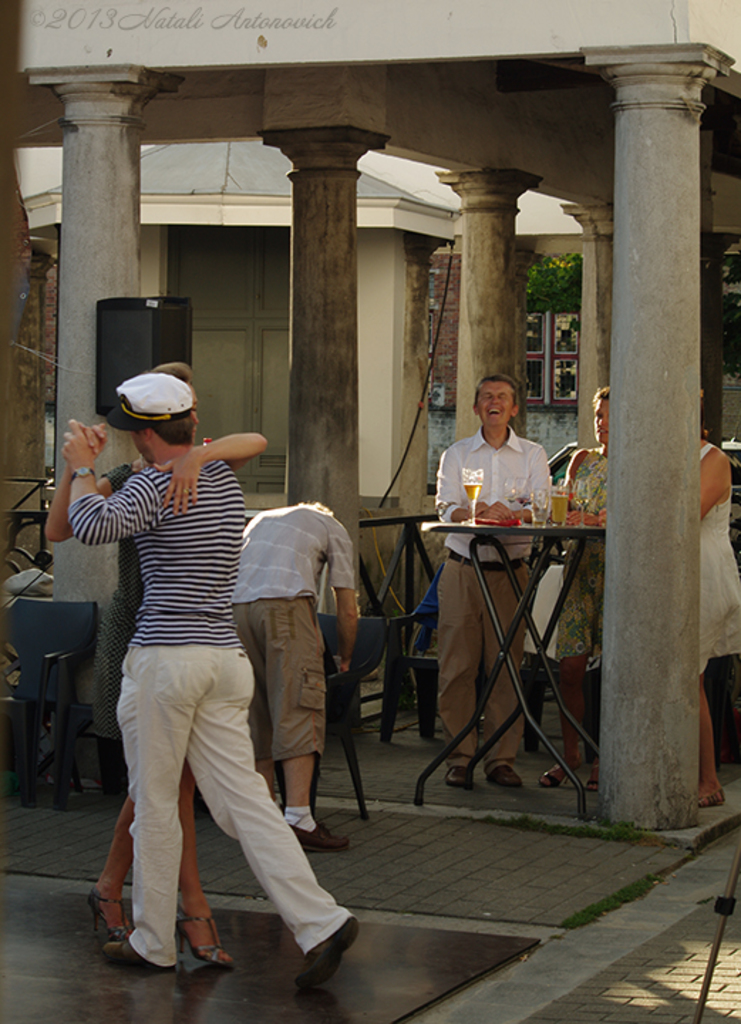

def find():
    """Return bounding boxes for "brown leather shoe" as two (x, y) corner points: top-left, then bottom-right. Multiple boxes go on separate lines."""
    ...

(291, 821), (350, 852)
(486, 764), (523, 788)
(102, 938), (174, 969)
(444, 765), (469, 788)
(295, 916), (359, 988)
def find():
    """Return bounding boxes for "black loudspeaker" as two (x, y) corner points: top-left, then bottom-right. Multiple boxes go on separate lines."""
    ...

(96, 297), (193, 415)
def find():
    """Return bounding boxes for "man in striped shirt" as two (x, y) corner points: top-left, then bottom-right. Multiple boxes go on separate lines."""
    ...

(64, 372), (358, 986)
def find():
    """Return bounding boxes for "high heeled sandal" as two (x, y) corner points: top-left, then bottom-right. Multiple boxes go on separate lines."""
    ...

(176, 910), (234, 968)
(88, 886), (132, 942)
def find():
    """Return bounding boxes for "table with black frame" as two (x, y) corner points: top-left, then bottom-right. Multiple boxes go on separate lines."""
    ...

(415, 521), (605, 818)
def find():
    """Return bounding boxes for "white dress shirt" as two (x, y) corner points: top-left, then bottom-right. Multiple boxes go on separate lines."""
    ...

(436, 426), (550, 562)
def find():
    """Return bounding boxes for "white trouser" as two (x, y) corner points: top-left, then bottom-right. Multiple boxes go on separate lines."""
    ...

(118, 644), (350, 967)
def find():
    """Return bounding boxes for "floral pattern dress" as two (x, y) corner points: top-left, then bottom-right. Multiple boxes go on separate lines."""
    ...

(555, 450), (608, 660)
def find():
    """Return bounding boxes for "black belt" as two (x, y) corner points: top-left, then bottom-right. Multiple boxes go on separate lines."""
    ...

(448, 551), (523, 572)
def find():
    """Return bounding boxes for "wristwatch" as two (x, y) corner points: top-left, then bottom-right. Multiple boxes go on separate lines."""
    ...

(71, 467), (95, 481)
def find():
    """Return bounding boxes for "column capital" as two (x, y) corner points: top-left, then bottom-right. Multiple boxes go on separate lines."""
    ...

(437, 168), (541, 211)
(583, 44), (732, 117)
(403, 232), (445, 267)
(701, 232), (739, 264)
(260, 126), (388, 173)
(29, 65), (182, 127)
(562, 202), (613, 239)
(514, 249), (539, 283)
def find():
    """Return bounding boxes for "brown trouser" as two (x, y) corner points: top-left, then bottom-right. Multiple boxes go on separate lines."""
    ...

(437, 558), (527, 772)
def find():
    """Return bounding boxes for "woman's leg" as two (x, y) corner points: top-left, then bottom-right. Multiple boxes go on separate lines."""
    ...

(176, 761), (233, 964)
(93, 796), (134, 931)
(539, 654), (590, 787)
(699, 674), (723, 804)
(557, 655), (589, 768)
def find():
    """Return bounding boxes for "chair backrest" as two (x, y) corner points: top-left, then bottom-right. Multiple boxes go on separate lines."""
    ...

(318, 613), (387, 722)
(318, 614), (387, 679)
(6, 599), (98, 702)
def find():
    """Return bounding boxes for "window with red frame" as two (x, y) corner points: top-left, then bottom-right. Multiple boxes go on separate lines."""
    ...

(526, 312), (579, 406)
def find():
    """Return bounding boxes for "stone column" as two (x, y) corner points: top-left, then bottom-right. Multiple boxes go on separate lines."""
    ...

(398, 232), (443, 513)
(562, 203), (613, 447)
(438, 170), (541, 439)
(584, 45), (731, 829)
(28, 67), (180, 604)
(514, 250), (539, 439)
(701, 234), (735, 445)
(261, 127), (387, 554)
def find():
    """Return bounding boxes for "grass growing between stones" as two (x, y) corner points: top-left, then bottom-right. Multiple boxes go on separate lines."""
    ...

(559, 874), (663, 929)
(486, 814), (667, 847)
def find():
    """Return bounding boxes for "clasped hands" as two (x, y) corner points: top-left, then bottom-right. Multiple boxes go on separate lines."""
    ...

(62, 419), (202, 515)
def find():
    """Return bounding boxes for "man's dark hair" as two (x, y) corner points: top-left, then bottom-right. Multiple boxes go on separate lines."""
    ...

(474, 374), (518, 406)
(149, 414), (196, 446)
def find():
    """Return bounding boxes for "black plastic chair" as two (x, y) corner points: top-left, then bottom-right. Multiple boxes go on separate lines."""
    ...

(51, 645), (99, 810)
(2, 598), (97, 807)
(380, 614), (439, 742)
(317, 613), (387, 819)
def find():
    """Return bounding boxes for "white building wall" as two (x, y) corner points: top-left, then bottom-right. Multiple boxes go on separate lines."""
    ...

(357, 228), (405, 500)
(21, 1), (723, 71)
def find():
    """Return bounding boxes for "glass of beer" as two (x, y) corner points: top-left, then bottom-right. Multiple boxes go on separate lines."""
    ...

(462, 467), (484, 524)
(550, 485), (569, 526)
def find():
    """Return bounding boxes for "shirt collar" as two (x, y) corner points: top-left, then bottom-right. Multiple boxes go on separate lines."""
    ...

(472, 424), (523, 452)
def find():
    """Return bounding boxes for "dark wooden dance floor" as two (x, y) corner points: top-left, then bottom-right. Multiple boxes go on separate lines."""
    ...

(3, 879), (538, 1024)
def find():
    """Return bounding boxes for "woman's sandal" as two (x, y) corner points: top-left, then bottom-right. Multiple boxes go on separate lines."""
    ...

(538, 765), (569, 788)
(176, 910), (234, 968)
(586, 763), (599, 792)
(88, 886), (132, 942)
(699, 788), (725, 808)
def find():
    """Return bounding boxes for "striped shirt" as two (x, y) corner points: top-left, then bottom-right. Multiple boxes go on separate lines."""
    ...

(69, 461), (245, 648)
(232, 505), (355, 604)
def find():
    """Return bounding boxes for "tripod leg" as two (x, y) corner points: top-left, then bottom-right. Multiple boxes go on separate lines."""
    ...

(692, 835), (741, 1024)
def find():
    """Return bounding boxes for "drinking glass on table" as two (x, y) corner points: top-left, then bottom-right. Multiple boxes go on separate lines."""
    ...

(504, 476), (528, 511)
(462, 467), (484, 524)
(574, 478), (591, 525)
(531, 488), (550, 527)
(550, 485), (569, 526)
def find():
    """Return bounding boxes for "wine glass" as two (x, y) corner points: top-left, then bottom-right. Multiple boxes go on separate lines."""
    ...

(574, 478), (591, 525)
(462, 467), (484, 524)
(503, 476), (528, 509)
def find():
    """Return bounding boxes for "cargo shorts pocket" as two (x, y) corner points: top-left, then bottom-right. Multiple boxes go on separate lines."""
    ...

(298, 668), (326, 711)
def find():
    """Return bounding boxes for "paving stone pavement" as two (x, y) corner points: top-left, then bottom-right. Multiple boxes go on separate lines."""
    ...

(4, 704), (741, 1022)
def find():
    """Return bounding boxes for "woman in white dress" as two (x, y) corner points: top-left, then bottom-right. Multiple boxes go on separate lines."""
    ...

(698, 434), (741, 807)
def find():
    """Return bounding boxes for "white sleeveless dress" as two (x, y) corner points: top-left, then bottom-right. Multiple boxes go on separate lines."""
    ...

(699, 444), (741, 673)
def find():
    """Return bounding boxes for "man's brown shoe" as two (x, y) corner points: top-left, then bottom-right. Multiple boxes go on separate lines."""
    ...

(291, 821), (350, 852)
(444, 765), (469, 788)
(295, 916), (359, 989)
(486, 764), (523, 788)
(102, 938), (173, 969)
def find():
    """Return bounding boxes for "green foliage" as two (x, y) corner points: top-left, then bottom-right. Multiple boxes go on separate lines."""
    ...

(527, 254), (583, 314)
(559, 875), (662, 930)
(723, 254), (741, 376)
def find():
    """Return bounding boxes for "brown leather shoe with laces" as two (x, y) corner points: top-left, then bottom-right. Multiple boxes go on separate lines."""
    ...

(290, 821), (350, 852)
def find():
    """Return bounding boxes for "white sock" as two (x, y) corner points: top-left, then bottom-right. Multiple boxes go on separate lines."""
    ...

(284, 806), (316, 832)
